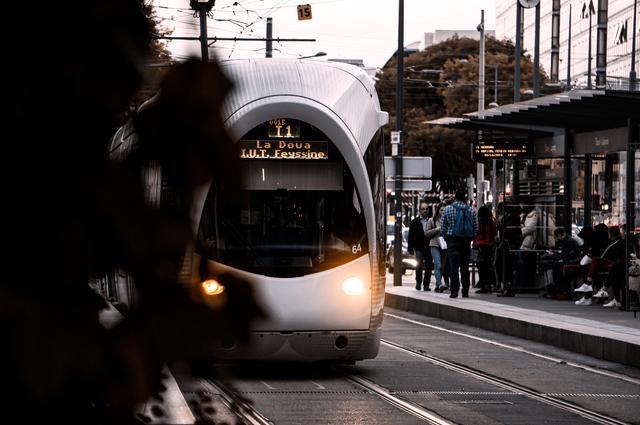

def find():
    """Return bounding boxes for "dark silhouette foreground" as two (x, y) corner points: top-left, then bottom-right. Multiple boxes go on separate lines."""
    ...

(1, 1), (262, 423)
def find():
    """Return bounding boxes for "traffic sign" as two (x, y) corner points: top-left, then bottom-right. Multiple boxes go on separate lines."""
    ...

(384, 156), (432, 178)
(297, 4), (312, 20)
(385, 179), (432, 192)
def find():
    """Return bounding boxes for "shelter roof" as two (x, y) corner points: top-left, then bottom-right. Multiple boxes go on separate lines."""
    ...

(426, 90), (640, 134)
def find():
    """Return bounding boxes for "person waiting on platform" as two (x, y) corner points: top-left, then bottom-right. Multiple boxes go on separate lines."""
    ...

(472, 205), (496, 294)
(408, 201), (433, 291)
(543, 227), (583, 300)
(425, 201), (447, 293)
(440, 189), (478, 298)
(495, 199), (523, 297)
(575, 225), (625, 306)
(513, 198), (539, 291)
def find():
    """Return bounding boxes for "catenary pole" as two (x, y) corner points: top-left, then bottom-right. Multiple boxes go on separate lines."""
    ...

(550, 0), (561, 83)
(195, 1), (210, 62)
(514, 2), (522, 102)
(630, 0), (637, 91)
(533, 3), (541, 96)
(588, 10), (593, 89)
(478, 10), (485, 112)
(595, 0), (608, 88)
(266, 18), (273, 58)
(477, 10), (485, 209)
(393, 0), (405, 287)
(567, 4), (572, 87)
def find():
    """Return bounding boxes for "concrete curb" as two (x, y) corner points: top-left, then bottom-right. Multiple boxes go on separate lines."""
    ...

(384, 292), (640, 369)
(99, 304), (195, 424)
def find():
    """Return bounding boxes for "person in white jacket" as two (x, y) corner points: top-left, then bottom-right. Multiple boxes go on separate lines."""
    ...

(515, 199), (539, 289)
(426, 202), (447, 292)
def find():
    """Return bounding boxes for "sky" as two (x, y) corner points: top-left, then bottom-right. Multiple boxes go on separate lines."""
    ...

(152, 0), (496, 69)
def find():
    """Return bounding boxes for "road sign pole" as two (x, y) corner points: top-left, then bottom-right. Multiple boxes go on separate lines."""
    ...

(394, 0), (404, 287)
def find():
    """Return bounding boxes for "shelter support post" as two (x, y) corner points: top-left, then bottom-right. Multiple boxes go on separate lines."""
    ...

(564, 130), (573, 235)
(584, 154), (592, 228)
(625, 118), (639, 310)
(512, 160), (519, 198)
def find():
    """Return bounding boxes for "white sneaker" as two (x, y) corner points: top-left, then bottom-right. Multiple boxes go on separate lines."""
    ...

(592, 288), (609, 298)
(575, 296), (592, 306)
(603, 299), (620, 308)
(574, 283), (594, 293)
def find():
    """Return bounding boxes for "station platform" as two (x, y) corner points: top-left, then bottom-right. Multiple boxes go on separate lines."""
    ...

(384, 272), (640, 369)
(99, 304), (196, 424)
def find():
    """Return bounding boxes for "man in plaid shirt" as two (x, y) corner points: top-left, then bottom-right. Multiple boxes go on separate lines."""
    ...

(440, 189), (478, 298)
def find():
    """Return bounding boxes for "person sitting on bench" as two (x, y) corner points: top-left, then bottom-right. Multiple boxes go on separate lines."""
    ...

(544, 227), (583, 300)
(584, 226), (625, 304)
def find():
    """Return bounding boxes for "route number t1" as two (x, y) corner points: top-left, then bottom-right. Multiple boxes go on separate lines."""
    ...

(297, 4), (312, 20)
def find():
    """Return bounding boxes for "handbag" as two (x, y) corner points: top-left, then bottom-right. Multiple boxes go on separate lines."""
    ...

(437, 236), (447, 250)
(628, 258), (640, 277)
(470, 246), (482, 263)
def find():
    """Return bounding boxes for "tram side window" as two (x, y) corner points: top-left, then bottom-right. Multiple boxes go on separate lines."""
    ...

(364, 130), (386, 276)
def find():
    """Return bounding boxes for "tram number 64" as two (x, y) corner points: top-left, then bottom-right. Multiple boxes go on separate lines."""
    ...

(297, 4), (312, 20)
(352, 244), (362, 255)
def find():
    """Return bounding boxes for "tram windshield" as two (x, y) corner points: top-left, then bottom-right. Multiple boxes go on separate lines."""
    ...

(196, 120), (368, 277)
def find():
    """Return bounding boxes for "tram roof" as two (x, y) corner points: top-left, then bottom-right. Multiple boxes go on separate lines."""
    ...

(425, 90), (640, 134)
(219, 58), (388, 154)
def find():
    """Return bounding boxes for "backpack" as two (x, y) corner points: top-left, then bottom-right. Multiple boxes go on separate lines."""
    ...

(451, 204), (475, 239)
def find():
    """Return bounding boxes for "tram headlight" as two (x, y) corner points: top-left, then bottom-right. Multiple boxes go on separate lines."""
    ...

(201, 278), (225, 296)
(341, 277), (364, 296)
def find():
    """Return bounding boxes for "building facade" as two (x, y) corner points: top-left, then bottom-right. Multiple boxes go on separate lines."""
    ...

(495, 0), (639, 89)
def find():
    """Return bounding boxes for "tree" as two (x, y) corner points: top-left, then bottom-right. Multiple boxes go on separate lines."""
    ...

(376, 36), (560, 193)
(119, 1), (175, 125)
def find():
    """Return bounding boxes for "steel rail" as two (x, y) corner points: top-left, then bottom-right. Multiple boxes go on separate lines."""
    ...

(342, 373), (454, 425)
(202, 378), (273, 425)
(381, 339), (630, 425)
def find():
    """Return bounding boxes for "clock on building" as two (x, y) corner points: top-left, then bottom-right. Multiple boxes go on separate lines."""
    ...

(518, 0), (540, 8)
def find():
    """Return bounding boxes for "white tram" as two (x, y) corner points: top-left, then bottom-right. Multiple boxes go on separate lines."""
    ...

(195, 59), (388, 362)
(108, 59), (388, 362)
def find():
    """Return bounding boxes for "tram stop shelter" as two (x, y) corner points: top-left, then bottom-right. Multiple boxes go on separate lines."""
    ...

(426, 89), (640, 311)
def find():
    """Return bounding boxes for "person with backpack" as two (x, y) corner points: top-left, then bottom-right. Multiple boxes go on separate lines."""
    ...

(440, 189), (478, 298)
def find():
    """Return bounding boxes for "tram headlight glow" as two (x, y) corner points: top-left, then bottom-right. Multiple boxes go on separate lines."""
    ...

(201, 278), (225, 296)
(404, 258), (418, 268)
(341, 277), (364, 296)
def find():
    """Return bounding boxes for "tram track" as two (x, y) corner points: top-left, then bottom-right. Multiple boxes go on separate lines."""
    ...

(384, 312), (640, 386)
(381, 338), (631, 425)
(341, 372), (454, 424)
(181, 309), (638, 424)
(200, 377), (274, 425)
(202, 370), (453, 425)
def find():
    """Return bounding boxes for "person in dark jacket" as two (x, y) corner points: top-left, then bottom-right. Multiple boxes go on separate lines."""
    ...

(546, 227), (583, 299)
(591, 223), (610, 258)
(495, 199), (523, 297)
(472, 205), (496, 293)
(408, 202), (433, 290)
(584, 226), (626, 307)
